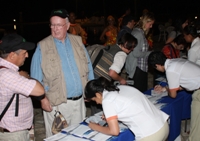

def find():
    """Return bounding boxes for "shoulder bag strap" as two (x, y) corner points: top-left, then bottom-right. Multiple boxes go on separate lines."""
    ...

(0, 66), (19, 121)
(0, 94), (17, 121)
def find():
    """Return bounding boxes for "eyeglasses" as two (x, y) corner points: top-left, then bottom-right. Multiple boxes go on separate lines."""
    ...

(49, 23), (66, 29)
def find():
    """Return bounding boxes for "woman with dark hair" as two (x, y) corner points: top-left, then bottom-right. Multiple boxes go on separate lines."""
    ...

(166, 17), (189, 44)
(85, 77), (169, 141)
(162, 34), (187, 59)
(183, 24), (200, 65)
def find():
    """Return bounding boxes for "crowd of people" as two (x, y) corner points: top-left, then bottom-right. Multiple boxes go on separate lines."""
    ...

(0, 7), (200, 141)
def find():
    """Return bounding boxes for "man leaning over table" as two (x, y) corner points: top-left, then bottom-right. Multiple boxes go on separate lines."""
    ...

(30, 9), (94, 137)
(0, 33), (51, 141)
(148, 51), (200, 141)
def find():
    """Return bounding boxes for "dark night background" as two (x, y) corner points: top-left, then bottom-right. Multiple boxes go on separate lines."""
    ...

(0, 0), (199, 72)
(1, 0), (199, 24)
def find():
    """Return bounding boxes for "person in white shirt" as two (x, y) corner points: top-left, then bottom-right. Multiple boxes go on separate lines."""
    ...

(85, 77), (169, 141)
(148, 51), (200, 141)
(109, 33), (137, 85)
(183, 24), (200, 66)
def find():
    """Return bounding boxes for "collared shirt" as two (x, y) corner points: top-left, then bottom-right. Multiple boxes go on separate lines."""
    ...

(165, 58), (200, 91)
(0, 58), (36, 132)
(31, 34), (94, 98)
(188, 37), (200, 66)
(103, 85), (169, 140)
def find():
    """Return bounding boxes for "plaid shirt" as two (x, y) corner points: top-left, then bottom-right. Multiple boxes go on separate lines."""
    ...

(137, 31), (149, 72)
(0, 58), (36, 132)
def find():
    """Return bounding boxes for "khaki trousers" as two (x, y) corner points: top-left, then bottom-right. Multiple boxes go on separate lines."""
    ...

(43, 97), (86, 138)
(189, 89), (200, 141)
(0, 130), (29, 141)
(139, 121), (169, 141)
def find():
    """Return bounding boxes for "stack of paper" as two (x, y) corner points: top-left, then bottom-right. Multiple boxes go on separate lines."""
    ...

(155, 77), (167, 82)
(90, 132), (112, 141)
(154, 103), (167, 109)
(84, 115), (106, 126)
(68, 124), (112, 141)
(151, 90), (168, 97)
(59, 135), (90, 141)
(44, 132), (67, 141)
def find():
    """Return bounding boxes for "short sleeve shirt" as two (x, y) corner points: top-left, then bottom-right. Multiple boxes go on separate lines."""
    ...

(188, 37), (200, 66)
(165, 58), (200, 91)
(109, 51), (127, 73)
(0, 58), (36, 132)
(102, 85), (169, 140)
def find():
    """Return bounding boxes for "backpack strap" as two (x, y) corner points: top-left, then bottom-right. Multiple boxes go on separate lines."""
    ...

(0, 66), (19, 121)
(91, 45), (110, 69)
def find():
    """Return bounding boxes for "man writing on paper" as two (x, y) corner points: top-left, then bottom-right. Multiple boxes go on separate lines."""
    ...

(148, 51), (200, 141)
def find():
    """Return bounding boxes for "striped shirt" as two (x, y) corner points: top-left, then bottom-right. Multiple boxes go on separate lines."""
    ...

(0, 58), (36, 132)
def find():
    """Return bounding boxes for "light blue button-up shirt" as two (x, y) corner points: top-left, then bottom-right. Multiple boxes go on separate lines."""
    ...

(30, 35), (94, 98)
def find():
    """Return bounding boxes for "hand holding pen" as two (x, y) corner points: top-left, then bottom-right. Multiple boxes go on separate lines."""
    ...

(154, 81), (167, 93)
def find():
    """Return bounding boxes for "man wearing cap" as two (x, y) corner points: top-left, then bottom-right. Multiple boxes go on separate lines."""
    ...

(31, 9), (94, 137)
(0, 33), (51, 141)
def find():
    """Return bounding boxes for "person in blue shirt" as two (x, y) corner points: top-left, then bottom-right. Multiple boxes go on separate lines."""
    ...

(30, 9), (94, 138)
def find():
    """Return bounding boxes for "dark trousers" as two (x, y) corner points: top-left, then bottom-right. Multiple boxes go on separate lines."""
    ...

(131, 67), (148, 93)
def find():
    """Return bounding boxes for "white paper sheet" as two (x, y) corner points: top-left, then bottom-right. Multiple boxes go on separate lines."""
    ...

(85, 115), (107, 126)
(59, 135), (90, 141)
(70, 124), (94, 137)
(90, 132), (112, 141)
(151, 90), (168, 97)
(43, 132), (68, 141)
(147, 95), (161, 104)
(61, 124), (80, 133)
(154, 103), (167, 109)
(155, 77), (167, 82)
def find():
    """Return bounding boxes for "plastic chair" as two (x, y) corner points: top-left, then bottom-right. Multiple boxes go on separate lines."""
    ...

(158, 24), (166, 42)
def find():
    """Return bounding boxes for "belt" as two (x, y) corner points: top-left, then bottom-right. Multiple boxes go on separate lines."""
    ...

(67, 95), (82, 101)
(0, 127), (31, 133)
(0, 127), (10, 133)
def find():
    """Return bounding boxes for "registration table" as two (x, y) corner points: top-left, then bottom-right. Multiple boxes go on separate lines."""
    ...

(110, 89), (192, 141)
(45, 89), (192, 141)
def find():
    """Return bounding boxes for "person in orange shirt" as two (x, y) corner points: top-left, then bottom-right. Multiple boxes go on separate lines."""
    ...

(100, 15), (118, 46)
(68, 12), (88, 45)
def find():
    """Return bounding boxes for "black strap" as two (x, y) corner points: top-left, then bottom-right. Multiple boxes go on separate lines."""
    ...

(0, 66), (19, 120)
(92, 46), (110, 69)
(0, 94), (17, 121)
(15, 94), (19, 116)
(92, 49), (104, 69)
